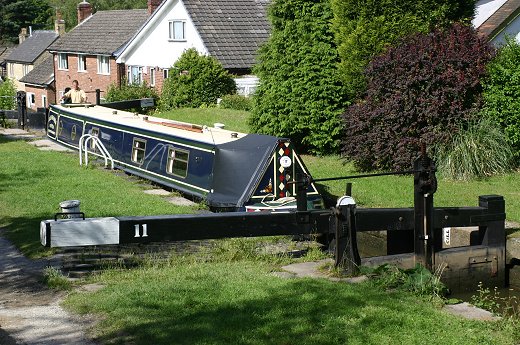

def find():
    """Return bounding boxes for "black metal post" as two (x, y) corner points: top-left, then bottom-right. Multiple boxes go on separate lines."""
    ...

(295, 173), (308, 212)
(95, 89), (101, 105)
(16, 91), (26, 130)
(413, 145), (437, 269)
(334, 204), (361, 274)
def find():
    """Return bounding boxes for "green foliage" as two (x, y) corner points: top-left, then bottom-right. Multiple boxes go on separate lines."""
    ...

(47, 0), (146, 29)
(366, 264), (448, 299)
(0, 78), (16, 111)
(342, 23), (495, 171)
(105, 80), (159, 113)
(0, 0), (53, 44)
(482, 38), (520, 162)
(331, 0), (476, 98)
(250, 0), (347, 154)
(159, 48), (236, 110)
(470, 282), (520, 318)
(436, 118), (514, 180)
(42, 266), (72, 290)
(219, 94), (252, 111)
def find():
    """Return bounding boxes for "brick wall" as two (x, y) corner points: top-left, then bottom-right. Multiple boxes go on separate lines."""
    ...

(54, 54), (122, 101)
(25, 82), (56, 110)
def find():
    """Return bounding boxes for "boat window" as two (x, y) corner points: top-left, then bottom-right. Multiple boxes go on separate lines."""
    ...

(58, 120), (63, 136)
(90, 127), (99, 150)
(132, 138), (147, 164)
(166, 148), (189, 178)
(71, 125), (77, 141)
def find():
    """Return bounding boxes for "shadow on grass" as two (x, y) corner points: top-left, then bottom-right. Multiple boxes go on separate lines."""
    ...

(92, 280), (403, 345)
(1, 215), (53, 258)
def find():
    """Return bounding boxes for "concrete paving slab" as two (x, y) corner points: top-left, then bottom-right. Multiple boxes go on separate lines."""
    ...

(281, 259), (332, 279)
(26, 139), (73, 152)
(165, 196), (197, 207)
(143, 189), (171, 196)
(0, 128), (27, 135)
(443, 302), (501, 321)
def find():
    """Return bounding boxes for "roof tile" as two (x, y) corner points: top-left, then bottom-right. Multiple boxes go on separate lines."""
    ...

(48, 9), (149, 55)
(5, 31), (58, 64)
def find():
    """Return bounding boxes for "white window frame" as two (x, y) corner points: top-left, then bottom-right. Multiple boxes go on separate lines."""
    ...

(163, 68), (169, 79)
(131, 138), (147, 165)
(77, 54), (87, 72)
(58, 53), (68, 70)
(166, 148), (189, 178)
(168, 20), (186, 41)
(97, 55), (110, 75)
(22, 64), (30, 76)
(41, 94), (47, 108)
(26, 92), (35, 107)
(127, 65), (143, 85)
(150, 68), (155, 87)
(8, 63), (14, 78)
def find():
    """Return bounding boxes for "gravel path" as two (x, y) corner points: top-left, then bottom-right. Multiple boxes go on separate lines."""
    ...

(0, 230), (98, 345)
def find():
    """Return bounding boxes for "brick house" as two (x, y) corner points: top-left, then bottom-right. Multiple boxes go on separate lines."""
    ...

(4, 30), (58, 91)
(47, 1), (149, 101)
(474, 0), (520, 44)
(116, 0), (270, 96)
(19, 56), (55, 110)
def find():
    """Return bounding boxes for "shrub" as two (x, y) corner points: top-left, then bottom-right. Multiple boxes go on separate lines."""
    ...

(105, 80), (159, 113)
(482, 38), (520, 162)
(105, 80), (159, 102)
(0, 78), (16, 110)
(250, 0), (348, 154)
(219, 94), (252, 111)
(331, 0), (476, 99)
(342, 23), (495, 171)
(436, 118), (514, 180)
(160, 48), (236, 110)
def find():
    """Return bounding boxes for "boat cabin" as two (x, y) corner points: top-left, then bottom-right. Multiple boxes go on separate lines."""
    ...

(47, 104), (323, 211)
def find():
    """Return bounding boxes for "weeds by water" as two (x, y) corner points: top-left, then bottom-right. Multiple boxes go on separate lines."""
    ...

(471, 282), (519, 317)
(364, 263), (448, 300)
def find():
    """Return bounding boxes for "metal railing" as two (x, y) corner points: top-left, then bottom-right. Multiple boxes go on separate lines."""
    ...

(79, 134), (114, 169)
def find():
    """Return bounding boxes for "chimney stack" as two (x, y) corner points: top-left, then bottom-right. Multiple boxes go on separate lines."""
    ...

(55, 11), (66, 36)
(18, 28), (28, 44)
(77, 1), (93, 25)
(147, 0), (162, 15)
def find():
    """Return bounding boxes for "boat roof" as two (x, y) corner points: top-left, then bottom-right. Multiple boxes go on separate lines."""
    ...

(51, 104), (248, 146)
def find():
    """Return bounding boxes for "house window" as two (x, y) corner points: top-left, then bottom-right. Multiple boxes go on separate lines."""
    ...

(150, 68), (155, 86)
(168, 20), (186, 40)
(26, 92), (35, 107)
(58, 53), (68, 70)
(131, 138), (146, 164)
(127, 66), (143, 85)
(163, 68), (169, 79)
(42, 95), (47, 108)
(166, 148), (189, 178)
(22, 64), (30, 76)
(8, 63), (14, 78)
(78, 54), (87, 72)
(97, 55), (110, 75)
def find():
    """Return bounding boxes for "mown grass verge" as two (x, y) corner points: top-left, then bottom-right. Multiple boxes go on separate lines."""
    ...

(0, 136), (196, 258)
(64, 251), (519, 345)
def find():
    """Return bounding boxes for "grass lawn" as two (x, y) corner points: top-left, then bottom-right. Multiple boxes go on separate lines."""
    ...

(0, 136), (197, 258)
(156, 108), (250, 133)
(64, 255), (519, 345)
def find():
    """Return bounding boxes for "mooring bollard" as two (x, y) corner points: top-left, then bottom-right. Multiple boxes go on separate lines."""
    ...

(58, 200), (82, 219)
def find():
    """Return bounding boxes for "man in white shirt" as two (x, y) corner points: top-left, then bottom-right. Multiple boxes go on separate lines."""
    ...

(61, 80), (87, 103)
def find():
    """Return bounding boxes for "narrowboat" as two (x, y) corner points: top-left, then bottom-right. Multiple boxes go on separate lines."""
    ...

(46, 103), (324, 211)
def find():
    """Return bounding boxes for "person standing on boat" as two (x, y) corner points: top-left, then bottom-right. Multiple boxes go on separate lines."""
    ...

(60, 80), (87, 104)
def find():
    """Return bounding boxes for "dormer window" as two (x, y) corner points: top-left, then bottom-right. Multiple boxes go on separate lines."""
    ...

(168, 20), (186, 41)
